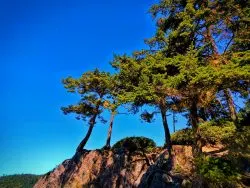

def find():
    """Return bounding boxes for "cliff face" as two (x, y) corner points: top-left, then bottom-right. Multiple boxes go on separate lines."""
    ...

(34, 146), (194, 188)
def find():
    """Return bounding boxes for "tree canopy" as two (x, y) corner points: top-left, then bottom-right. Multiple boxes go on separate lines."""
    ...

(62, 69), (113, 151)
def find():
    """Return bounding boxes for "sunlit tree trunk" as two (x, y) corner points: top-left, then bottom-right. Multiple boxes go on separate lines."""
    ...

(104, 111), (115, 149)
(76, 114), (98, 152)
(224, 89), (238, 124)
(159, 101), (173, 171)
(159, 100), (172, 156)
(190, 99), (203, 157)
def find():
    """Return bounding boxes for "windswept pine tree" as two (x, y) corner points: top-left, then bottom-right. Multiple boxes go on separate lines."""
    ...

(61, 69), (112, 152)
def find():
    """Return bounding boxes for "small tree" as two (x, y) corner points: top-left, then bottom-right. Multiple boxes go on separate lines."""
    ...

(62, 69), (111, 152)
(101, 73), (126, 149)
(112, 53), (178, 157)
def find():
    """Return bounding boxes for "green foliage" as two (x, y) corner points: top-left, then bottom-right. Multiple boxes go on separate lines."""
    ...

(61, 69), (113, 122)
(112, 52), (176, 148)
(195, 156), (240, 187)
(200, 121), (236, 145)
(238, 100), (250, 126)
(229, 125), (250, 158)
(112, 136), (156, 153)
(228, 125), (250, 187)
(62, 69), (118, 151)
(171, 120), (236, 145)
(171, 128), (193, 145)
(0, 174), (41, 188)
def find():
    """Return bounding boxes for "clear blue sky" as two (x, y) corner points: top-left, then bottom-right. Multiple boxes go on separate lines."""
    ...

(0, 0), (187, 175)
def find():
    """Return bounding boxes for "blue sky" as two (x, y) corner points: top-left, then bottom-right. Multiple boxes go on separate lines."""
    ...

(0, 0), (188, 175)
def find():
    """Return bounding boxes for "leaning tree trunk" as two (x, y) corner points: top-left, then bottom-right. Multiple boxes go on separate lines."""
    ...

(104, 111), (115, 149)
(190, 100), (203, 157)
(76, 114), (98, 152)
(224, 89), (238, 125)
(159, 103), (173, 171)
(159, 104), (172, 156)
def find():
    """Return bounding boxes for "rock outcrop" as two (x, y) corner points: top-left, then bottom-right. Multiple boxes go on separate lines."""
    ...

(34, 146), (194, 188)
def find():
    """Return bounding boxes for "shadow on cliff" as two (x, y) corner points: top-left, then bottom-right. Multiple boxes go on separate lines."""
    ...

(138, 150), (182, 188)
(60, 149), (139, 187)
(88, 149), (134, 188)
(36, 147), (186, 188)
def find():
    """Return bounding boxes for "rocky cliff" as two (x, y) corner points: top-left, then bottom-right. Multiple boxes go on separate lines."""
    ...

(34, 145), (197, 188)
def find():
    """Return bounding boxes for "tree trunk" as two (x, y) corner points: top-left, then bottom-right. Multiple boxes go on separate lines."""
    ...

(190, 99), (203, 157)
(173, 111), (176, 133)
(104, 111), (115, 149)
(76, 114), (97, 152)
(224, 89), (238, 124)
(160, 104), (173, 171)
(159, 104), (172, 156)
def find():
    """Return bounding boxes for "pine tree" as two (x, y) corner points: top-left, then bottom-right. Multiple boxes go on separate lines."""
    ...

(145, 0), (250, 155)
(112, 53), (179, 157)
(62, 69), (111, 152)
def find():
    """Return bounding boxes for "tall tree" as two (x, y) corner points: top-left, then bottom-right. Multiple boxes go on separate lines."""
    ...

(62, 69), (111, 152)
(167, 49), (219, 155)
(148, 0), (250, 125)
(144, 0), (250, 155)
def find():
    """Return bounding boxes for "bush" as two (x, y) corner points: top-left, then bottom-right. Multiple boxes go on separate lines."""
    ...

(230, 126), (250, 155)
(195, 155), (239, 187)
(228, 126), (250, 187)
(171, 128), (193, 145)
(112, 136), (156, 153)
(201, 121), (235, 144)
(171, 120), (236, 145)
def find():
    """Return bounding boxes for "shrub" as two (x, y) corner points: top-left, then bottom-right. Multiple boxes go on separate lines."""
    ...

(201, 121), (235, 144)
(171, 128), (193, 145)
(171, 120), (236, 145)
(195, 155), (240, 187)
(228, 125), (250, 187)
(112, 136), (156, 153)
